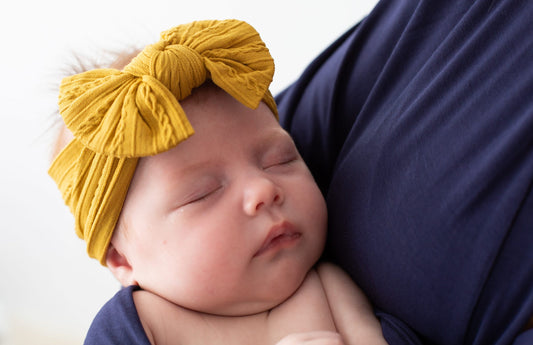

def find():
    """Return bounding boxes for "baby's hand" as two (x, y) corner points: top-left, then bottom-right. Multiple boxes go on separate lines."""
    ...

(276, 331), (345, 345)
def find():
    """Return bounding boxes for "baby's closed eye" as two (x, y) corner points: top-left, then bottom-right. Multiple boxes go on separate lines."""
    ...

(261, 144), (300, 171)
(186, 185), (223, 204)
(171, 175), (224, 209)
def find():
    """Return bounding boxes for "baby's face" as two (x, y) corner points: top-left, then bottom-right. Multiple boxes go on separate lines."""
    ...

(114, 88), (327, 316)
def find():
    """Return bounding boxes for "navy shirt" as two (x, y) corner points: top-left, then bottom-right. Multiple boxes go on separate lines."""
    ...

(276, 0), (533, 344)
(85, 286), (150, 345)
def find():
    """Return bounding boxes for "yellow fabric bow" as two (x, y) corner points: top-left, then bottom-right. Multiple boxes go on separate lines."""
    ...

(49, 20), (278, 264)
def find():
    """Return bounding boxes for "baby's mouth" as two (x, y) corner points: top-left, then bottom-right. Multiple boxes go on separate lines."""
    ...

(254, 221), (301, 257)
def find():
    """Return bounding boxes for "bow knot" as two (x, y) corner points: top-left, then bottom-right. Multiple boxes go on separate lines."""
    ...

(124, 42), (207, 101)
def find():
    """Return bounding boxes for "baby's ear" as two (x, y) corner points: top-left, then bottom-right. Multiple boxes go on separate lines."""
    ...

(106, 243), (138, 287)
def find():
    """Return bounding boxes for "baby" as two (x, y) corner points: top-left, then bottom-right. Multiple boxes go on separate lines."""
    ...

(49, 20), (387, 345)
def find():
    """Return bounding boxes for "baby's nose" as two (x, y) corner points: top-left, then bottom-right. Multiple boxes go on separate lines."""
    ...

(242, 176), (284, 216)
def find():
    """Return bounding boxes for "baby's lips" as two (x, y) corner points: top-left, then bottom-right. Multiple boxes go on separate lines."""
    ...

(254, 221), (301, 257)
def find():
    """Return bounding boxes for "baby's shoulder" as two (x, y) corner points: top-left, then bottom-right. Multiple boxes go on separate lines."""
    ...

(315, 262), (357, 293)
(313, 263), (389, 345)
(287, 262), (354, 301)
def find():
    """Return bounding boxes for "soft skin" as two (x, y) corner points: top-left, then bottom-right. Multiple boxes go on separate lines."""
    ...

(106, 85), (328, 316)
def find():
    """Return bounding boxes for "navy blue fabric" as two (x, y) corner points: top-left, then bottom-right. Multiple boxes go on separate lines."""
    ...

(84, 286), (150, 345)
(276, 0), (533, 344)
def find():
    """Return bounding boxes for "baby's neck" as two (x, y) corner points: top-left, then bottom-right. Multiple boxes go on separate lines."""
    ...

(134, 268), (336, 345)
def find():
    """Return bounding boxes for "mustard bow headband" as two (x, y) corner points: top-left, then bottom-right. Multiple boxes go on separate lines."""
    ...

(49, 20), (278, 264)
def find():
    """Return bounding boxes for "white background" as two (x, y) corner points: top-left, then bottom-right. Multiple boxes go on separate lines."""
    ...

(0, 1), (378, 343)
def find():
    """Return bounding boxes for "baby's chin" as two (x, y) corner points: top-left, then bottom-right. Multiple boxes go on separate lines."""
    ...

(194, 296), (293, 317)
(186, 270), (311, 317)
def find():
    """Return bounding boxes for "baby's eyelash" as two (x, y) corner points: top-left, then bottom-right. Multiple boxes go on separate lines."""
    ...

(188, 186), (223, 204)
(264, 155), (298, 170)
(277, 157), (297, 165)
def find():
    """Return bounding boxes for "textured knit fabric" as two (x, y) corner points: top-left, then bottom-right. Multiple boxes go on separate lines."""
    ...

(276, 0), (533, 344)
(49, 19), (277, 264)
(84, 286), (150, 345)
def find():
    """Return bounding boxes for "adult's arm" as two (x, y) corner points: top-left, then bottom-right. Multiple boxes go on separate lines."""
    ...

(276, 0), (533, 344)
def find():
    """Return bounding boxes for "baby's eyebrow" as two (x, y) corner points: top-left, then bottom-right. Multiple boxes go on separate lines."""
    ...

(253, 128), (294, 151)
(164, 128), (293, 180)
(170, 160), (223, 181)
(160, 164), (220, 202)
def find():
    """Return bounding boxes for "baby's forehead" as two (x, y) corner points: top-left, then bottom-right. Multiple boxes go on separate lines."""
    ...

(137, 112), (286, 170)
(181, 82), (227, 108)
